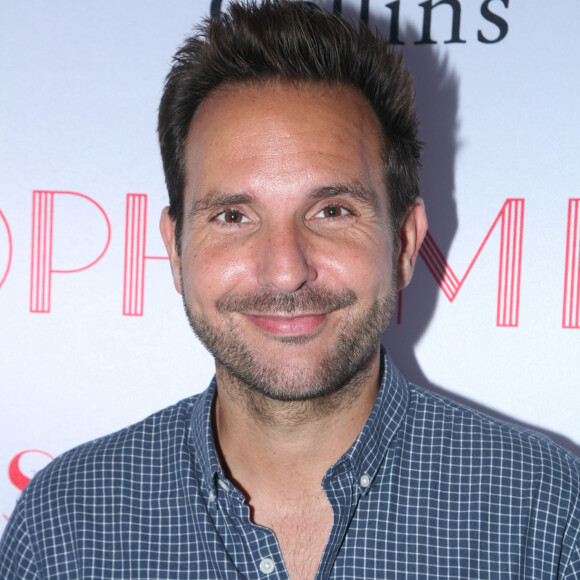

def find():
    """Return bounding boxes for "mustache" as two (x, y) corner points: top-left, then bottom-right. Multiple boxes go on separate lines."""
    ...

(216, 287), (357, 315)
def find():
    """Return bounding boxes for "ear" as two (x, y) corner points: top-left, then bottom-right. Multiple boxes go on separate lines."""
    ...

(396, 198), (428, 291)
(159, 207), (183, 294)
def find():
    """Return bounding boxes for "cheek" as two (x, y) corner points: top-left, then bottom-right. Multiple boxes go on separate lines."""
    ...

(317, 237), (393, 294)
(181, 245), (254, 306)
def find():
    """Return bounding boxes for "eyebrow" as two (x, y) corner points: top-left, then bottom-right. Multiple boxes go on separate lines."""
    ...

(308, 183), (381, 214)
(188, 190), (256, 221)
(187, 182), (382, 222)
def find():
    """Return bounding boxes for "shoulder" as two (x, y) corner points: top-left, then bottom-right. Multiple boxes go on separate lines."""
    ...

(19, 393), (204, 509)
(0, 395), (205, 576)
(406, 383), (580, 465)
(404, 382), (580, 493)
(397, 383), (580, 568)
(0, 392), (214, 576)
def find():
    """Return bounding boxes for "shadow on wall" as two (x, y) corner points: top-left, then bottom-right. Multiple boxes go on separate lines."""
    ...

(371, 23), (580, 458)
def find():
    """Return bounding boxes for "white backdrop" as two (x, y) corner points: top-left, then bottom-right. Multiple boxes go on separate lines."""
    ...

(1, 0), (579, 532)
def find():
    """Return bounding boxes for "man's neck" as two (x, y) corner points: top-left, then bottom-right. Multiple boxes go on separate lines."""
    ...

(212, 347), (381, 502)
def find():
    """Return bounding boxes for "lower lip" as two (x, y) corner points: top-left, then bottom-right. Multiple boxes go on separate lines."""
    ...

(243, 313), (326, 336)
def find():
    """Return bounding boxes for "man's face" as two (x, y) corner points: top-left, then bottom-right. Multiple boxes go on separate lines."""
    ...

(162, 82), (402, 400)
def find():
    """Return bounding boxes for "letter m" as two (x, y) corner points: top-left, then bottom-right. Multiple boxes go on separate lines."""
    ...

(419, 199), (524, 327)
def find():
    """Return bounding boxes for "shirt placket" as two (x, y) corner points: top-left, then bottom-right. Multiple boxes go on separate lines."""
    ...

(211, 476), (290, 580)
(315, 462), (359, 579)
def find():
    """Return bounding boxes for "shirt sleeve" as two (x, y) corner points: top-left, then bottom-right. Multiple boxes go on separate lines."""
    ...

(0, 498), (39, 580)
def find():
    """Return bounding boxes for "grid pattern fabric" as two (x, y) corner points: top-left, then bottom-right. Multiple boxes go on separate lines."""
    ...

(1, 350), (579, 578)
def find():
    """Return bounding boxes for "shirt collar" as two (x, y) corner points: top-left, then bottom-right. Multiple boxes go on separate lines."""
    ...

(188, 375), (223, 491)
(189, 346), (409, 494)
(329, 346), (409, 489)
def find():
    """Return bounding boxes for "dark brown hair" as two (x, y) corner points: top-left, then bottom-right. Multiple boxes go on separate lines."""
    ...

(158, 0), (421, 249)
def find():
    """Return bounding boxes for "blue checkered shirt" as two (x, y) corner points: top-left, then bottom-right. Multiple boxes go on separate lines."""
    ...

(1, 351), (579, 578)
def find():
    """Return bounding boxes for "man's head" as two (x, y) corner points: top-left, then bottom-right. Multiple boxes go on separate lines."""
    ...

(158, 0), (422, 251)
(159, 1), (427, 403)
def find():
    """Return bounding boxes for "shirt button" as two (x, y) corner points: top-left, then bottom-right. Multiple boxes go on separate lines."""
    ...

(208, 490), (215, 502)
(259, 557), (276, 574)
(217, 479), (230, 492)
(360, 474), (371, 488)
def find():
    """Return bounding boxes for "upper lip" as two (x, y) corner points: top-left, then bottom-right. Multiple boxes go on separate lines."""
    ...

(242, 311), (329, 318)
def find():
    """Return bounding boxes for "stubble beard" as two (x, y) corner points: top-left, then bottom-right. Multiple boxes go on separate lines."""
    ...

(181, 283), (397, 409)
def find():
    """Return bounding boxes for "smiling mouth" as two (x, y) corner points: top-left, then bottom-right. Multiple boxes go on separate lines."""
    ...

(242, 312), (327, 337)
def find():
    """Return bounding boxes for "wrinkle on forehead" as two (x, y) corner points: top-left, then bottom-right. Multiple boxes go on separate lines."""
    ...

(183, 81), (388, 215)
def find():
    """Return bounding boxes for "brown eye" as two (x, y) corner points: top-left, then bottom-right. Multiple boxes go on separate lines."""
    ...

(314, 205), (350, 219)
(323, 206), (342, 218)
(225, 210), (241, 223)
(217, 209), (248, 224)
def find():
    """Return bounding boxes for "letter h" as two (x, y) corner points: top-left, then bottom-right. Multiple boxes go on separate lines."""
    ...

(123, 194), (168, 316)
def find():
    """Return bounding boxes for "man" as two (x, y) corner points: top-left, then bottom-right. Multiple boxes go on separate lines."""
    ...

(1, 1), (579, 578)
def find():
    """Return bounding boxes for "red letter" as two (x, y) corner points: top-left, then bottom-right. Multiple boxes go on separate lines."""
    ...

(419, 198), (524, 327)
(123, 194), (168, 316)
(563, 199), (580, 328)
(8, 450), (54, 491)
(29, 191), (111, 313)
(3, 450), (54, 520)
(0, 210), (12, 289)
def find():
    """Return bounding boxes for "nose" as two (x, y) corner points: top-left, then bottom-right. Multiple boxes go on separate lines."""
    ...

(257, 224), (317, 292)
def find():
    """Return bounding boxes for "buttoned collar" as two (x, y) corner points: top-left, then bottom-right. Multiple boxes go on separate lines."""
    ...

(188, 374), (223, 495)
(326, 347), (409, 492)
(189, 346), (409, 498)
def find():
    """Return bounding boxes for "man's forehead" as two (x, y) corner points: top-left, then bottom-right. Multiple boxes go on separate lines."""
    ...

(183, 81), (388, 201)
(187, 80), (385, 150)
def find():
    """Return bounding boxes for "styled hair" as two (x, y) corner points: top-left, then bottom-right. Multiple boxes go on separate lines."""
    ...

(158, 0), (421, 249)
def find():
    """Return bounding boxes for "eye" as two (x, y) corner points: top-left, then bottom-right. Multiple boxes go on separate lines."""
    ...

(215, 209), (249, 224)
(313, 205), (351, 219)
